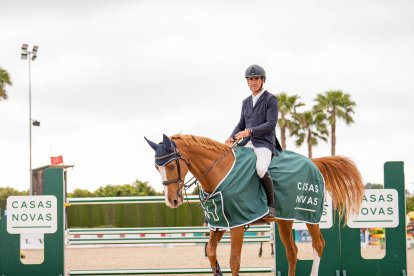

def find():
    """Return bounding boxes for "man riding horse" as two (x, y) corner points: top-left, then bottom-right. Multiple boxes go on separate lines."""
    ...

(145, 65), (364, 276)
(225, 64), (282, 220)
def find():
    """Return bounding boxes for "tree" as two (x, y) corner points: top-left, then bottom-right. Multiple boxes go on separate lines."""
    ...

(94, 180), (160, 197)
(0, 187), (28, 210)
(0, 67), (12, 101)
(67, 189), (95, 198)
(133, 180), (160, 196)
(313, 90), (356, 156)
(276, 92), (305, 149)
(0, 187), (28, 198)
(67, 180), (161, 197)
(290, 110), (328, 158)
(407, 196), (414, 213)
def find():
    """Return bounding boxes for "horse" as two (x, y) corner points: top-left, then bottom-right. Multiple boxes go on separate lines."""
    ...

(145, 134), (364, 276)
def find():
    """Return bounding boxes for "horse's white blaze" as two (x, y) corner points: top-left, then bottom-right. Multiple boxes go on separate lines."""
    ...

(158, 166), (174, 208)
(310, 248), (320, 276)
(164, 186), (174, 208)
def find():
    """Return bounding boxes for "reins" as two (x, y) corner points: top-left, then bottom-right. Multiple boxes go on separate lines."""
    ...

(183, 139), (242, 204)
(158, 138), (242, 205)
(183, 139), (242, 189)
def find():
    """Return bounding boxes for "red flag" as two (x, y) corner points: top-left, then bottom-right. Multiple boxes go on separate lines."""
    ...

(50, 155), (63, 166)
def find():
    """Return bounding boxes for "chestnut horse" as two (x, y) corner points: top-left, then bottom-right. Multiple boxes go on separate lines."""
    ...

(145, 134), (364, 276)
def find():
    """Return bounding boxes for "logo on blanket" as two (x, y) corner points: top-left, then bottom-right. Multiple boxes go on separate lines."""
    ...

(295, 181), (320, 208)
(203, 199), (220, 222)
(200, 191), (232, 229)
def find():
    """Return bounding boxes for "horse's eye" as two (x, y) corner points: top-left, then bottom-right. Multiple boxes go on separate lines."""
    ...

(169, 164), (175, 170)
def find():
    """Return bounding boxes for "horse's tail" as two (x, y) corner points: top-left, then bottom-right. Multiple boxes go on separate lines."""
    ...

(311, 156), (365, 222)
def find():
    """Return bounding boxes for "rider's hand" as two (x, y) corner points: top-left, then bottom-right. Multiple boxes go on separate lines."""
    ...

(234, 129), (250, 140)
(225, 137), (235, 147)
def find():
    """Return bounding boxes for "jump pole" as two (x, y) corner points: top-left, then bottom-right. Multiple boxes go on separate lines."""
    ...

(68, 225), (271, 235)
(70, 267), (273, 275)
(66, 195), (200, 205)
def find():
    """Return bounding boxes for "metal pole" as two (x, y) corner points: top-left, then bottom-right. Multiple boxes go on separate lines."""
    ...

(28, 53), (32, 195)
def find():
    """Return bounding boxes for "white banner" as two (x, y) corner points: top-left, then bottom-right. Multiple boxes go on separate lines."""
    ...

(7, 196), (57, 234)
(347, 189), (399, 228)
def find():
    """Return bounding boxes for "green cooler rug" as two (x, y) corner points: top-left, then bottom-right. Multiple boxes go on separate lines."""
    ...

(200, 147), (325, 230)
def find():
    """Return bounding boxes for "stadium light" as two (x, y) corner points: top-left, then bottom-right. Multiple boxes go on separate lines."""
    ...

(20, 43), (39, 195)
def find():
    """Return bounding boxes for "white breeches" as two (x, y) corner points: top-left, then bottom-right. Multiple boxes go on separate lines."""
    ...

(245, 141), (272, 178)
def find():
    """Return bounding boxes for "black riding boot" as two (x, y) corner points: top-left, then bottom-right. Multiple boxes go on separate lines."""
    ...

(260, 171), (276, 218)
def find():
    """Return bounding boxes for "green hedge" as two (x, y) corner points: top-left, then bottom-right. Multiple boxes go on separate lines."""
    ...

(2, 198), (205, 227)
(0, 199), (5, 215)
(66, 203), (205, 228)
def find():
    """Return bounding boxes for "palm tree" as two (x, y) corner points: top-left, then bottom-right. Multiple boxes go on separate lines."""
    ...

(0, 67), (12, 101)
(276, 92), (305, 149)
(290, 110), (328, 158)
(313, 90), (356, 156)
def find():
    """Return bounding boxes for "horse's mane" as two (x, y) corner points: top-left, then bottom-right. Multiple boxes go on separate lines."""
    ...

(171, 134), (229, 152)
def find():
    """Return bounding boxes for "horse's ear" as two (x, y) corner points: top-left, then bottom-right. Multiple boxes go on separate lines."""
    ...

(144, 137), (159, 151)
(163, 134), (173, 150)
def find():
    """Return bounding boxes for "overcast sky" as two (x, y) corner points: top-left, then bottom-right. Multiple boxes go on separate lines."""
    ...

(1, 0), (413, 194)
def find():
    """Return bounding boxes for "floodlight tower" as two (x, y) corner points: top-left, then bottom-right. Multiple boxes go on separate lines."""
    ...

(21, 43), (39, 195)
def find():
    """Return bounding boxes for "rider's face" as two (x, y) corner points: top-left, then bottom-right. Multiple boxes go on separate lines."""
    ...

(247, 77), (264, 94)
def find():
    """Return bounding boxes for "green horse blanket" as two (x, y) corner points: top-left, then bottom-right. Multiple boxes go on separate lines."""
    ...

(200, 147), (325, 230)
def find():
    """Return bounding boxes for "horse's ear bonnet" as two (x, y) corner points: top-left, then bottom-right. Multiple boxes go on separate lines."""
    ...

(144, 134), (178, 166)
(144, 137), (158, 151)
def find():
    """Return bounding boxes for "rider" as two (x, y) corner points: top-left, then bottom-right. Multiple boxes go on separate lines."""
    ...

(225, 64), (282, 219)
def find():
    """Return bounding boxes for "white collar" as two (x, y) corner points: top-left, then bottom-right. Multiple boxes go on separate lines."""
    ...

(251, 89), (265, 106)
(252, 89), (265, 99)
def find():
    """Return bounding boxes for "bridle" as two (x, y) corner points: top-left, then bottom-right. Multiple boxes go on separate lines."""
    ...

(155, 144), (189, 187)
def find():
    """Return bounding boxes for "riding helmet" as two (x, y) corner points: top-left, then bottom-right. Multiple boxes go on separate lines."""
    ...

(245, 64), (266, 82)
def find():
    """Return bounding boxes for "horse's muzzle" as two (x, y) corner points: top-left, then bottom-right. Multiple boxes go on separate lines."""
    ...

(164, 186), (183, 208)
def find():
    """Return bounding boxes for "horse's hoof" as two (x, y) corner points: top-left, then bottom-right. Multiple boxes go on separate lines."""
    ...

(211, 260), (223, 276)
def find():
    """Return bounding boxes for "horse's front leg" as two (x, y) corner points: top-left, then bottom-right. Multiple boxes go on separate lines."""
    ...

(229, 226), (244, 276)
(207, 229), (224, 275)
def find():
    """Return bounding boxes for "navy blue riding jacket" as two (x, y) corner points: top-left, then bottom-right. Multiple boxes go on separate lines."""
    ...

(230, 90), (282, 155)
